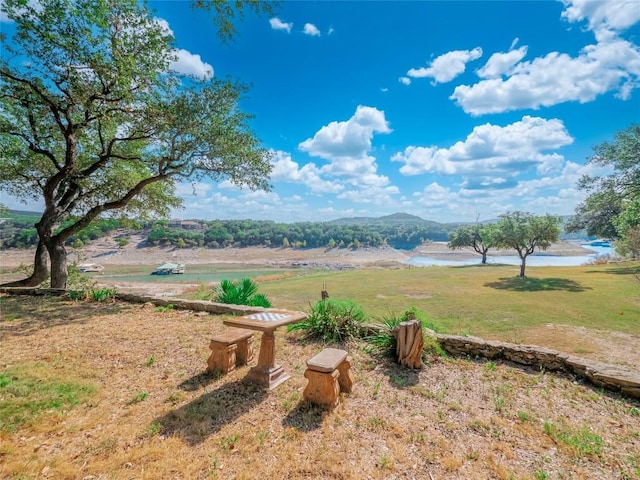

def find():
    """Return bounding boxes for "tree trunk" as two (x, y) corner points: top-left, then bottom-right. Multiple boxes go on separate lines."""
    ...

(519, 258), (527, 277)
(0, 240), (49, 287)
(481, 252), (487, 264)
(392, 320), (424, 369)
(48, 239), (69, 289)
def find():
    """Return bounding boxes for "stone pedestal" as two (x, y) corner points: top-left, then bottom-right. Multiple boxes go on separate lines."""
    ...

(303, 369), (340, 409)
(207, 341), (237, 374)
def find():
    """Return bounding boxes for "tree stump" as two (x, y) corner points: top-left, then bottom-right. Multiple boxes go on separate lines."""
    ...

(392, 320), (424, 369)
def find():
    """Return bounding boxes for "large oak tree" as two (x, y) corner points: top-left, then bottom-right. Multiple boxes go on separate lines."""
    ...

(491, 212), (561, 277)
(0, 0), (273, 288)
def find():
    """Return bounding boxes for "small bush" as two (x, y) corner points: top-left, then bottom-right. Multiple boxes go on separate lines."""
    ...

(116, 237), (129, 248)
(211, 278), (271, 308)
(89, 288), (117, 302)
(288, 298), (365, 343)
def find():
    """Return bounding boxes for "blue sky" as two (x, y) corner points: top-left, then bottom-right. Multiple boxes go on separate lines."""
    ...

(2, 1), (640, 224)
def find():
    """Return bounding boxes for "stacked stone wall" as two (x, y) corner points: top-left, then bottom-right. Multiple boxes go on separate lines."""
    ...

(435, 333), (640, 400)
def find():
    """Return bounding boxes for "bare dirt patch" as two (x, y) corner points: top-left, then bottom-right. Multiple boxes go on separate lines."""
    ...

(1, 295), (639, 479)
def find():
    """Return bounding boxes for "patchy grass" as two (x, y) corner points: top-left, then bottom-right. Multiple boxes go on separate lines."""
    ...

(0, 363), (96, 432)
(0, 294), (639, 479)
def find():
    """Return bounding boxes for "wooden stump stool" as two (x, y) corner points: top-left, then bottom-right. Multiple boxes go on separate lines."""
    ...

(303, 348), (353, 409)
(207, 328), (255, 374)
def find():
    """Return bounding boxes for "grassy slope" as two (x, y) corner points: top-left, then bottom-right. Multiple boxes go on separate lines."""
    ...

(259, 262), (640, 339)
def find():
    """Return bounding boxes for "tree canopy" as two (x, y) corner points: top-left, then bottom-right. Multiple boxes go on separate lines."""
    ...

(447, 224), (494, 264)
(0, 0), (273, 288)
(491, 212), (561, 277)
(567, 125), (640, 247)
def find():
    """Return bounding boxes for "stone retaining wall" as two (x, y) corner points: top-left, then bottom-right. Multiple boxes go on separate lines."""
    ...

(435, 333), (640, 400)
(2, 287), (638, 399)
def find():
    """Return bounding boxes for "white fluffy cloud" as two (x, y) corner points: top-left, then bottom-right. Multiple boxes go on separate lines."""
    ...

(269, 17), (293, 33)
(303, 23), (321, 36)
(561, 0), (640, 38)
(169, 49), (213, 79)
(399, 77), (411, 85)
(298, 106), (393, 190)
(269, 150), (343, 193)
(300, 105), (391, 159)
(391, 116), (573, 182)
(407, 47), (483, 84)
(477, 46), (528, 78)
(451, 1), (640, 115)
(452, 39), (640, 115)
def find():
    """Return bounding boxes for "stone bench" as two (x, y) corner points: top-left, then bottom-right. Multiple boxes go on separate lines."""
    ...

(207, 328), (255, 375)
(303, 348), (353, 409)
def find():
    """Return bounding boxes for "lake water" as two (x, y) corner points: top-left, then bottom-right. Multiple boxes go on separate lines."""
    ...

(98, 269), (284, 284)
(406, 244), (614, 267)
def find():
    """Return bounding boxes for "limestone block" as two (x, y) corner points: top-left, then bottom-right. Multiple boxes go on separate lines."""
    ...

(303, 368), (340, 409)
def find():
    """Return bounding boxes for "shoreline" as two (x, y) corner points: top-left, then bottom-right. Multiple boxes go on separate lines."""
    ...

(0, 240), (597, 270)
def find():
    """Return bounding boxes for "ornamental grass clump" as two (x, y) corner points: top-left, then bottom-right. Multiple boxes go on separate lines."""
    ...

(211, 278), (271, 308)
(288, 298), (365, 343)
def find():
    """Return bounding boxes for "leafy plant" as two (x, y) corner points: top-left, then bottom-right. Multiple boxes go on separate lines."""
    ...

(210, 278), (271, 308)
(89, 288), (117, 302)
(288, 298), (365, 343)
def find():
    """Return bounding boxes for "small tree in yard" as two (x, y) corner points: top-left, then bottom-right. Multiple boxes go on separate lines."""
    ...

(492, 211), (561, 277)
(0, 0), (272, 288)
(448, 224), (494, 264)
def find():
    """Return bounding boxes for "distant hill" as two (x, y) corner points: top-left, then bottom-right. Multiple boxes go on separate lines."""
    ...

(330, 212), (439, 226)
(328, 212), (470, 230)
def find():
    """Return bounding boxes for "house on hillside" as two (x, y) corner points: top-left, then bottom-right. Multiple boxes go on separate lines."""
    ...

(168, 219), (203, 230)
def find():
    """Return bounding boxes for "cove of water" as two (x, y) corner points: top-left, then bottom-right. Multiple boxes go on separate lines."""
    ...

(406, 244), (614, 267)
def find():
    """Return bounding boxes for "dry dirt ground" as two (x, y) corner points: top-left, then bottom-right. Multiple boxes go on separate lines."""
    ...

(1, 295), (639, 480)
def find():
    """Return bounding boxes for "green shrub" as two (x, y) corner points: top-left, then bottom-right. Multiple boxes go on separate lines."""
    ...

(89, 288), (117, 302)
(116, 237), (129, 248)
(288, 298), (365, 343)
(211, 278), (271, 308)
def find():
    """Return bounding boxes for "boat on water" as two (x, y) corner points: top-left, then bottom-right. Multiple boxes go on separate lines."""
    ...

(585, 240), (612, 247)
(151, 263), (185, 275)
(78, 263), (104, 273)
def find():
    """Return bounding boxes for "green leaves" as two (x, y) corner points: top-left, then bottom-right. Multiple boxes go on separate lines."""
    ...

(492, 211), (561, 276)
(1, 0), (272, 287)
(212, 278), (271, 308)
(288, 298), (365, 344)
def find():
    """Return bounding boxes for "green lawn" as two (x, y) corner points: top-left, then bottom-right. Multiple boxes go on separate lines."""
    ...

(258, 262), (640, 338)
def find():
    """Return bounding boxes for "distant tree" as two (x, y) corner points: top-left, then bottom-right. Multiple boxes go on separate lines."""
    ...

(567, 125), (640, 248)
(448, 224), (494, 264)
(0, 0), (272, 288)
(491, 212), (561, 277)
(282, 237), (290, 248)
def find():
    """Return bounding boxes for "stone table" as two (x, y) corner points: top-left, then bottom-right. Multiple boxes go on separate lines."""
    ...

(223, 310), (306, 389)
